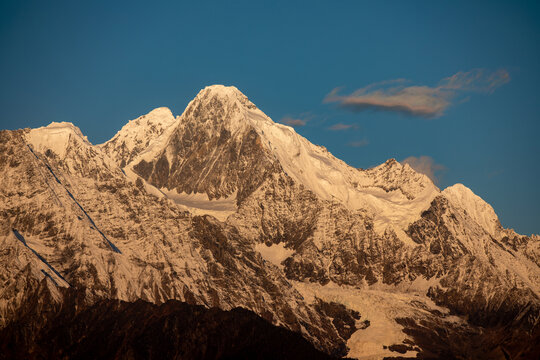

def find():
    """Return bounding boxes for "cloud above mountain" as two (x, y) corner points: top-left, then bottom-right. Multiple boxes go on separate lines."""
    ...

(328, 123), (358, 131)
(348, 139), (369, 147)
(402, 155), (445, 184)
(324, 69), (510, 118)
(281, 116), (307, 126)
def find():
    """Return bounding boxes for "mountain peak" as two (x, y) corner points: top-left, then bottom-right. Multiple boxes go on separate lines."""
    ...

(175, 84), (262, 140)
(101, 107), (177, 167)
(146, 106), (174, 118)
(26, 122), (89, 158)
(36, 121), (85, 137)
(196, 84), (249, 101)
(189, 84), (258, 114)
(442, 183), (502, 237)
(382, 158), (400, 168)
(201, 84), (242, 95)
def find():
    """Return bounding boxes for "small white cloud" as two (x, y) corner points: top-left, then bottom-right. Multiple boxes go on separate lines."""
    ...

(402, 155), (445, 184)
(281, 116), (307, 127)
(439, 68), (510, 93)
(348, 139), (369, 147)
(329, 123), (358, 131)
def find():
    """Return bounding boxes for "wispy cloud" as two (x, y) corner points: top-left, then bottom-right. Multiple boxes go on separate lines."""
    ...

(281, 116), (307, 127)
(324, 69), (510, 118)
(402, 156), (445, 184)
(328, 123), (358, 131)
(348, 139), (369, 147)
(439, 69), (510, 93)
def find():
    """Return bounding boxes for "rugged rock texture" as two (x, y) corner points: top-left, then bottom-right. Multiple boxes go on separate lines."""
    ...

(408, 196), (540, 331)
(0, 285), (334, 360)
(131, 87), (280, 204)
(1, 85), (539, 359)
(392, 316), (540, 360)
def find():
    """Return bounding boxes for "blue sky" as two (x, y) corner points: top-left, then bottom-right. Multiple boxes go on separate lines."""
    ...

(1, 1), (538, 234)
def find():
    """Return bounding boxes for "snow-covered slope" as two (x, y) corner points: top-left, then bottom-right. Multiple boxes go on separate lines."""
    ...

(101, 107), (177, 167)
(442, 183), (502, 238)
(26, 121), (120, 179)
(242, 97), (440, 234)
(26, 122), (90, 159)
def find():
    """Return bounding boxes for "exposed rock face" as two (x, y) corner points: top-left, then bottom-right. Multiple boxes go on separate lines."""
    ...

(0, 286), (334, 360)
(407, 196), (539, 330)
(1, 85), (539, 359)
(131, 87), (280, 204)
(393, 315), (540, 360)
(315, 300), (362, 340)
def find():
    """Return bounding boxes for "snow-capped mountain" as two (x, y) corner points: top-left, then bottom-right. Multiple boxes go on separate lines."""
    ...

(125, 85), (439, 237)
(100, 107), (177, 168)
(0, 85), (538, 359)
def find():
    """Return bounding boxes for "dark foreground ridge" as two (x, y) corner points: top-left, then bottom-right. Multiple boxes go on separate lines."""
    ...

(0, 284), (335, 360)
